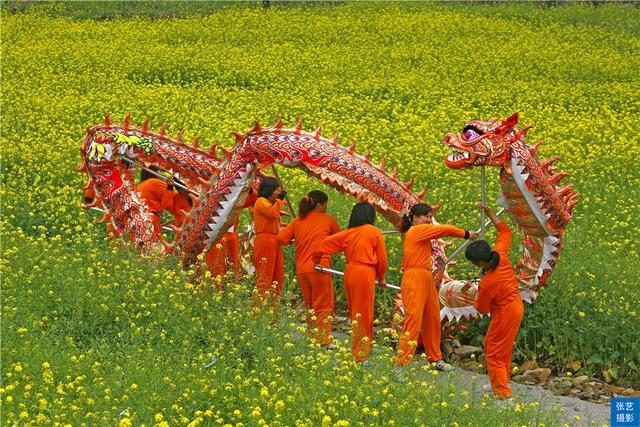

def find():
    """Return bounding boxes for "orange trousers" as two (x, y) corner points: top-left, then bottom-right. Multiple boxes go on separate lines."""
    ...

(298, 271), (334, 345)
(344, 263), (376, 362)
(205, 232), (240, 279)
(395, 268), (442, 366)
(485, 298), (524, 399)
(253, 233), (284, 297)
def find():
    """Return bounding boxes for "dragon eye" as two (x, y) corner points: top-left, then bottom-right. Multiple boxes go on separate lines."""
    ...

(462, 129), (479, 141)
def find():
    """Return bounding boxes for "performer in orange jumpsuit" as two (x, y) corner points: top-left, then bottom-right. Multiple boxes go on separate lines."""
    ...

(394, 203), (477, 369)
(205, 187), (258, 279)
(277, 190), (340, 346)
(313, 202), (388, 362)
(136, 167), (174, 238)
(253, 177), (286, 298)
(465, 204), (524, 400)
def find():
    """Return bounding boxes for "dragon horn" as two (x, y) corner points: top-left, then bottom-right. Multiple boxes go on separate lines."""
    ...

(159, 123), (168, 137)
(549, 172), (569, 185)
(529, 140), (543, 156)
(403, 177), (414, 191)
(219, 146), (232, 159)
(363, 147), (371, 163)
(558, 185), (574, 196)
(231, 132), (244, 143)
(294, 117), (303, 135)
(313, 125), (322, 139)
(176, 129), (185, 142)
(391, 165), (399, 179)
(331, 131), (338, 146)
(541, 156), (559, 169)
(379, 157), (386, 172)
(273, 115), (283, 132)
(347, 138), (356, 154)
(192, 135), (200, 149)
(123, 114), (131, 131)
(515, 125), (533, 140)
(142, 118), (150, 134)
(76, 159), (88, 173)
(416, 187), (428, 201)
(501, 112), (519, 129)
(251, 120), (261, 133)
(104, 113), (111, 129)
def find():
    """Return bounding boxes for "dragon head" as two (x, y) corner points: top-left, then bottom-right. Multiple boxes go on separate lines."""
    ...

(91, 165), (124, 198)
(443, 113), (520, 174)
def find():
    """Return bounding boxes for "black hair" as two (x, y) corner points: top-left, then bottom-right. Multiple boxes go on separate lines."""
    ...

(299, 190), (328, 218)
(258, 176), (279, 199)
(465, 240), (500, 271)
(140, 165), (162, 182)
(348, 202), (376, 228)
(170, 176), (193, 206)
(400, 203), (433, 233)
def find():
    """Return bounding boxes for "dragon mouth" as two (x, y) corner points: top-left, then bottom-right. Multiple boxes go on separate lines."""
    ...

(446, 147), (471, 163)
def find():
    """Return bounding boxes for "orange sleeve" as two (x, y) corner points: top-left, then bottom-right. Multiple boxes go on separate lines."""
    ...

(276, 220), (296, 245)
(330, 218), (340, 234)
(412, 224), (465, 242)
(254, 198), (283, 220)
(474, 282), (492, 314)
(243, 190), (258, 209)
(494, 222), (512, 254)
(161, 188), (174, 211)
(375, 230), (388, 280)
(313, 231), (347, 263)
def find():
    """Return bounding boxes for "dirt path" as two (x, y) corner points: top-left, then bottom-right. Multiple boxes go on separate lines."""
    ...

(329, 327), (610, 426)
(451, 367), (610, 426)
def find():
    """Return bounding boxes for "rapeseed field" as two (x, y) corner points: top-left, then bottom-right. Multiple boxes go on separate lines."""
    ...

(2, 2), (638, 425)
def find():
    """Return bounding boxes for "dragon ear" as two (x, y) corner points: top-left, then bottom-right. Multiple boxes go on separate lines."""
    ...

(500, 112), (519, 130)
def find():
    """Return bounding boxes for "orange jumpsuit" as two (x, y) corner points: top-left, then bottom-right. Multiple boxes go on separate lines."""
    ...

(166, 191), (191, 227)
(395, 224), (466, 366)
(277, 211), (340, 345)
(474, 222), (524, 399)
(253, 197), (285, 297)
(314, 224), (388, 361)
(206, 192), (258, 279)
(137, 178), (174, 237)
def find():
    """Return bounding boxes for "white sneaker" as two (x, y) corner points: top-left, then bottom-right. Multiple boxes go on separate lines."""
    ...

(323, 343), (335, 350)
(435, 360), (454, 372)
(482, 383), (493, 392)
(493, 398), (515, 409)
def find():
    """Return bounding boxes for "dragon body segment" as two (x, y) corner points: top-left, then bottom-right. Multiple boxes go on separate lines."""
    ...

(443, 113), (578, 301)
(178, 118), (426, 265)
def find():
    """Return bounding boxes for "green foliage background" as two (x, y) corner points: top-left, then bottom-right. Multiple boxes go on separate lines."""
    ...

(2, 1), (639, 424)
